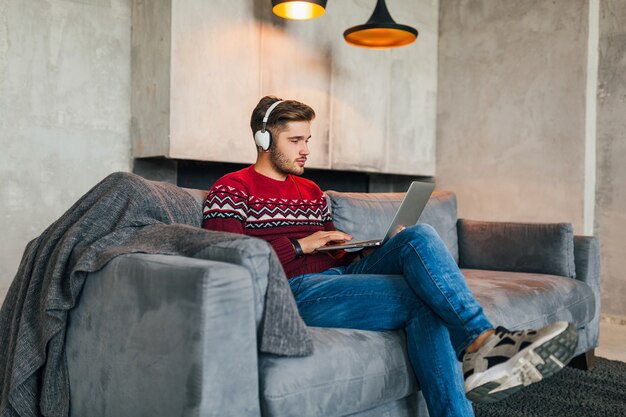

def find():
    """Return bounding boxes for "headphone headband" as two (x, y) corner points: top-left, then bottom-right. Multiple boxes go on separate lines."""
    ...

(261, 100), (284, 132)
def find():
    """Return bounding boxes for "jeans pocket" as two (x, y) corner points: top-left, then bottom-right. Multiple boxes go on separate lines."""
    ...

(288, 274), (308, 295)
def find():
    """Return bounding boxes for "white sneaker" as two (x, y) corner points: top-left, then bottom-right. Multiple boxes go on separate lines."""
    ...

(463, 321), (578, 403)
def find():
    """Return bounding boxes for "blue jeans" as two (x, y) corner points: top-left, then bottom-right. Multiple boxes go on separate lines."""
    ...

(289, 224), (494, 417)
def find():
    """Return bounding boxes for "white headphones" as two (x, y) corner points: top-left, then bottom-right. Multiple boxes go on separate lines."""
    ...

(254, 100), (283, 151)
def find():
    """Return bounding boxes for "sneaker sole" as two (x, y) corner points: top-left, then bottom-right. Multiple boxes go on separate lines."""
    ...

(466, 322), (578, 404)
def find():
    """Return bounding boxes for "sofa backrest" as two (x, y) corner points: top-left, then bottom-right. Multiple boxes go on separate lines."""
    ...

(182, 186), (460, 263)
(325, 190), (459, 263)
(182, 187), (208, 209)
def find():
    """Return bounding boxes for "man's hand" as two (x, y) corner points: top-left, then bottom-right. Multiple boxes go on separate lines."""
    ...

(296, 230), (353, 254)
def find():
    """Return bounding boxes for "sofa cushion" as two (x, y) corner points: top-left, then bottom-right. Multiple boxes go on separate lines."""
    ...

(259, 270), (595, 417)
(326, 190), (459, 263)
(458, 220), (576, 278)
(464, 269), (596, 331)
(259, 327), (416, 417)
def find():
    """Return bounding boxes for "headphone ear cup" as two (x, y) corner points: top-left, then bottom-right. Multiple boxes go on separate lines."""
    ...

(254, 130), (271, 151)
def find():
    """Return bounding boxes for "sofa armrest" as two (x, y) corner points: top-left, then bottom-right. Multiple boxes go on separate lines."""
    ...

(573, 236), (601, 289)
(573, 235), (601, 351)
(66, 253), (260, 417)
(457, 219), (576, 277)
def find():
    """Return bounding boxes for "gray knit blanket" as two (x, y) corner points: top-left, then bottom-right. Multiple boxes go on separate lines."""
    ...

(0, 172), (312, 417)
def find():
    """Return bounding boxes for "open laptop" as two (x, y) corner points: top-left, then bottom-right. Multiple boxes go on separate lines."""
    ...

(316, 181), (435, 252)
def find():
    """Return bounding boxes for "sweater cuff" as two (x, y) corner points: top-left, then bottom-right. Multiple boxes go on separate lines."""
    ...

(271, 237), (297, 264)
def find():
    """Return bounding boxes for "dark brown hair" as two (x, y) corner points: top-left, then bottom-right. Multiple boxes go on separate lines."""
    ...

(250, 96), (316, 147)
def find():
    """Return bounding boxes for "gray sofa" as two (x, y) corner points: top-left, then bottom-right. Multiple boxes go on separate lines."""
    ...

(65, 187), (600, 417)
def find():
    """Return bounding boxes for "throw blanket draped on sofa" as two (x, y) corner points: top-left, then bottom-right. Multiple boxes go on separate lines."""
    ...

(0, 172), (312, 417)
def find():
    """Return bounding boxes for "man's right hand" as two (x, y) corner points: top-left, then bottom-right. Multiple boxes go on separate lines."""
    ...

(296, 231), (353, 254)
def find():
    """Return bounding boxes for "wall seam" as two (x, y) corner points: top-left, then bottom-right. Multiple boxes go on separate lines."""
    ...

(584, 0), (599, 236)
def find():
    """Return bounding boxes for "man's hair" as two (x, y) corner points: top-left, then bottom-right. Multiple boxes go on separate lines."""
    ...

(250, 96), (316, 148)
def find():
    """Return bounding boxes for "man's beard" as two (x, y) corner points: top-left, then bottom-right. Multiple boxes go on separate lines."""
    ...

(269, 146), (304, 176)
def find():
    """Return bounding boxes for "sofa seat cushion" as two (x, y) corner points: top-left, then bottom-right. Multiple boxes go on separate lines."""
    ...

(259, 327), (416, 417)
(463, 269), (596, 331)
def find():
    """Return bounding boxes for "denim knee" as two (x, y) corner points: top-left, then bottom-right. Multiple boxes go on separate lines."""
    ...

(402, 223), (438, 242)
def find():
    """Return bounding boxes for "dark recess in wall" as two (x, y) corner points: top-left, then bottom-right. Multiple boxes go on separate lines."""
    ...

(133, 158), (432, 193)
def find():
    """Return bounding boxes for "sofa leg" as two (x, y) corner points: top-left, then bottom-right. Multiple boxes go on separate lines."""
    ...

(568, 349), (596, 371)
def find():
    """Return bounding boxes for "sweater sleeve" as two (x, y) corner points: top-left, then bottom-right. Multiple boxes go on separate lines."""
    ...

(267, 236), (297, 265)
(201, 179), (248, 234)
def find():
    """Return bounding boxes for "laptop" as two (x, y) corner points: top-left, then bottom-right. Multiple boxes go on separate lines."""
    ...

(316, 181), (435, 252)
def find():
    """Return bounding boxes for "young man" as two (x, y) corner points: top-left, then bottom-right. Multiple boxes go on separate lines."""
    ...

(202, 96), (577, 417)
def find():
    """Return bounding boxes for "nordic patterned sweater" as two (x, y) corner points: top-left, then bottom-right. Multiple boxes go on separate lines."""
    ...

(202, 165), (350, 279)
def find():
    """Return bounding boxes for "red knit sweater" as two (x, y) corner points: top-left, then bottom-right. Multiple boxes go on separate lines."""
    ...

(202, 165), (350, 278)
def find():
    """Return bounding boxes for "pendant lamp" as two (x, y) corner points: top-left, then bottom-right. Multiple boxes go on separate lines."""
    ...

(344, 0), (418, 49)
(272, 0), (328, 20)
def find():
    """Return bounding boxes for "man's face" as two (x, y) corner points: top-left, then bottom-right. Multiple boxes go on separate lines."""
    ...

(269, 120), (311, 176)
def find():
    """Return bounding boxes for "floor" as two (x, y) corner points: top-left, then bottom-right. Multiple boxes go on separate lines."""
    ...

(596, 321), (626, 362)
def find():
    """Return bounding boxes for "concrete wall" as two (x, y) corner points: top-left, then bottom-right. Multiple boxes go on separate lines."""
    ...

(438, 0), (626, 320)
(133, 0), (439, 176)
(2, 0), (623, 320)
(596, 0), (626, 320)
(0, 0), (131, 304)
(437, 0), (590, 233)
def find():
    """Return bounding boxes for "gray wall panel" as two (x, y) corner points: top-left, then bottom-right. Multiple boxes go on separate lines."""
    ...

(169, 0), (261, 164)
(0, 0), (131, 303)
(131, 0), (438, 176)
(437, 0), (588, 232)
(596, 0), (626, 319)
(131, 0), (171, 158)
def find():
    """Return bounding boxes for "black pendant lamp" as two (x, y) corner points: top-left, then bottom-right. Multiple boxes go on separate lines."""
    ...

(272, 0), (328, 20)
(344, 0), (418, 49)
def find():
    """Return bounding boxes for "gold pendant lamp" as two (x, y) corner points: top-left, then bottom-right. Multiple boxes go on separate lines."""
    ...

(271, 0), (328, 20)
(344, 0), (418, 49)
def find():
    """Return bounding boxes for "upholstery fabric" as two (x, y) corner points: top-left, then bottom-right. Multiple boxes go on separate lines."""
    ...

(572, 236), (602, 354)
(259, 269), (595, 417)
(341, 393), (427, 417)
(260, 327), (416, 417)
(182, 187), (209, 206)
(458, 220), (576, 278)
(0, 172), (311, 417)
(66, 254), (260, 417)
(0, 172), (199, 417)
(325, 190), (459, 263)
(54, 183), (601, 417)
(464, 269), (595, 344)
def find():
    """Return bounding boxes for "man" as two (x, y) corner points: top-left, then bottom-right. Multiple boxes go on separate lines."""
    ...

(202, 96), (577, 417)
